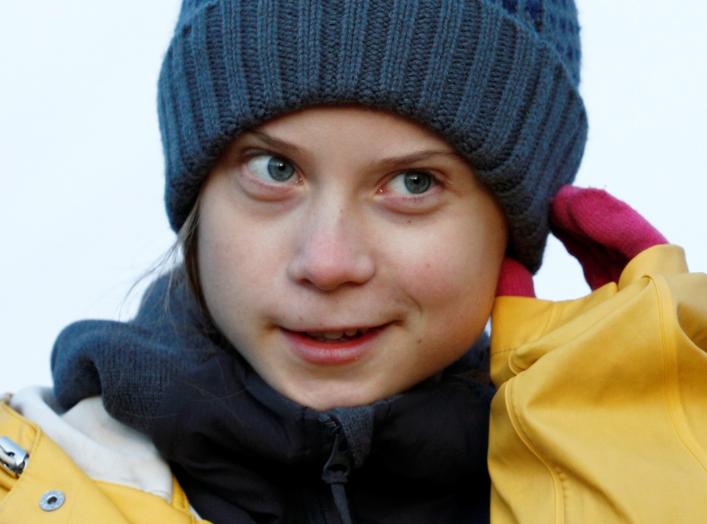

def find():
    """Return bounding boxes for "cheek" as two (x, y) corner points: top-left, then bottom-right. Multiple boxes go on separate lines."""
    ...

(400, 223), (501, 309)
(392, 212), (504, 349)
(197, 204), (283, 340)
(404, 253), (495, 332)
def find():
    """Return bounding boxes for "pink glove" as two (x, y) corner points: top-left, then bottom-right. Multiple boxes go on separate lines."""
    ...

(496, 186), (668, 297)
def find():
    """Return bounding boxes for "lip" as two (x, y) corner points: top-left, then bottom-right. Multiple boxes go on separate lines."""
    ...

(280, 325), (386, 365)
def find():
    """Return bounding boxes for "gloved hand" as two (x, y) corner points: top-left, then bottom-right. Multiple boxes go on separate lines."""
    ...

(496, 185), (668, 297)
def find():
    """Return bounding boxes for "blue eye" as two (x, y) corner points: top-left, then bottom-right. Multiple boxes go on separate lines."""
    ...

(246, 154), (296, 182)
(389, 171), (435, 195)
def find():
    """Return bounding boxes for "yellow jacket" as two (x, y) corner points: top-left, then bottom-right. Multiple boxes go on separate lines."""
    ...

(0, 392), (210, 524)
(489, 245), (707, 523)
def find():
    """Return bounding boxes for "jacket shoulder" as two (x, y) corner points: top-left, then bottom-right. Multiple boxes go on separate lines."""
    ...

(1, 388), (208, 523)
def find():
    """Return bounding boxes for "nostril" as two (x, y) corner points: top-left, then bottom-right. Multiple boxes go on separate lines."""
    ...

(286, 211), (376, 290)
(288, 247), (375, 291)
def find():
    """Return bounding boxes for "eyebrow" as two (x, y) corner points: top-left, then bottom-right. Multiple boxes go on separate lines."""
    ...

(243, 130), (306, 156)
(373, 149), (462, 171)
(242, 130), (462, 169)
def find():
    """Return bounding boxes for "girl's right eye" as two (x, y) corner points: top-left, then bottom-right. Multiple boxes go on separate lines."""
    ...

(245, 154), (297, 184)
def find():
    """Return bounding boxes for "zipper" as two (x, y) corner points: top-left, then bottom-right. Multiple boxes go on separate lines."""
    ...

(320, 417), (354, 524)
(0, 436), (29, 477)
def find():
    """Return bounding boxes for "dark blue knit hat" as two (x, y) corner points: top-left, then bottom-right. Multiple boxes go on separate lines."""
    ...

(158, 0), (587, 272)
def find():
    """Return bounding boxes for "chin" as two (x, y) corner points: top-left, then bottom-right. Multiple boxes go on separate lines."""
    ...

(282, 380), (392, 411)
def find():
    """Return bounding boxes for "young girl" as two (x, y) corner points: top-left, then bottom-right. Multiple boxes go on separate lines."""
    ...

(2, 1), (705, 523)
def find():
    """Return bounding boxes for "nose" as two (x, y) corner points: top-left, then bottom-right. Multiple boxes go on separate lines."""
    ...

(287, 203), (375, 291)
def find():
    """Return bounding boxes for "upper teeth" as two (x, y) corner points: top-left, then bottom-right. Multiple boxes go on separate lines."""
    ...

(306, 328), (369, 340)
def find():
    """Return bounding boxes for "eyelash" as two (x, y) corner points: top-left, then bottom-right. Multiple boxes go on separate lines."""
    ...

(382, 171), (441, 198)
(243, 152), (302, 186)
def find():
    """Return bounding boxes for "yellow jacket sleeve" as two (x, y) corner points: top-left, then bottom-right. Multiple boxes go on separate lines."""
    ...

(489, 245), (707, 523)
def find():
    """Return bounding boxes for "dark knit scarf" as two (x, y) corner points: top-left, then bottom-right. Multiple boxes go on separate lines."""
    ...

(52, 271), (493, 524)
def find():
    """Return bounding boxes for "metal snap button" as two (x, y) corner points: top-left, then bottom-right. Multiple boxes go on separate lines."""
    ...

(0, 436), (29, 477)
(39, 490), (65, 511)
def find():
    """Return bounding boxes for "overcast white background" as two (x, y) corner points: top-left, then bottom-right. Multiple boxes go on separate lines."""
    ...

(2, 1), (706, 391)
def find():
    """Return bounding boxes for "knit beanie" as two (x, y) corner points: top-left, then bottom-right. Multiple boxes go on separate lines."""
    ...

(157, 0), (587, 272)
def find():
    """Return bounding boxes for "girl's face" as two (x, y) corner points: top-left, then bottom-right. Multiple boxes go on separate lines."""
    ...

(198, 106), (507, 410)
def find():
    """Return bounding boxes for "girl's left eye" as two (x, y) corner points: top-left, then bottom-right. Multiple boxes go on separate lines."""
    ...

(245, 154), (297, 183)
(387, 171), (437, 195)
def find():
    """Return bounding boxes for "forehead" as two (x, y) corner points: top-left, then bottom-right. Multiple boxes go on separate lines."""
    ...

(250, 105), (458, 156)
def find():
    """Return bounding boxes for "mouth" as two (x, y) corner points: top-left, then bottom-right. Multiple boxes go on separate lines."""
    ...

(280, 324), (388, 365)
(300, 327), (372, 342)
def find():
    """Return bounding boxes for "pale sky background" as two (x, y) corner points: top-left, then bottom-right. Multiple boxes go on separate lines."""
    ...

(2, 1), (706, 391)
